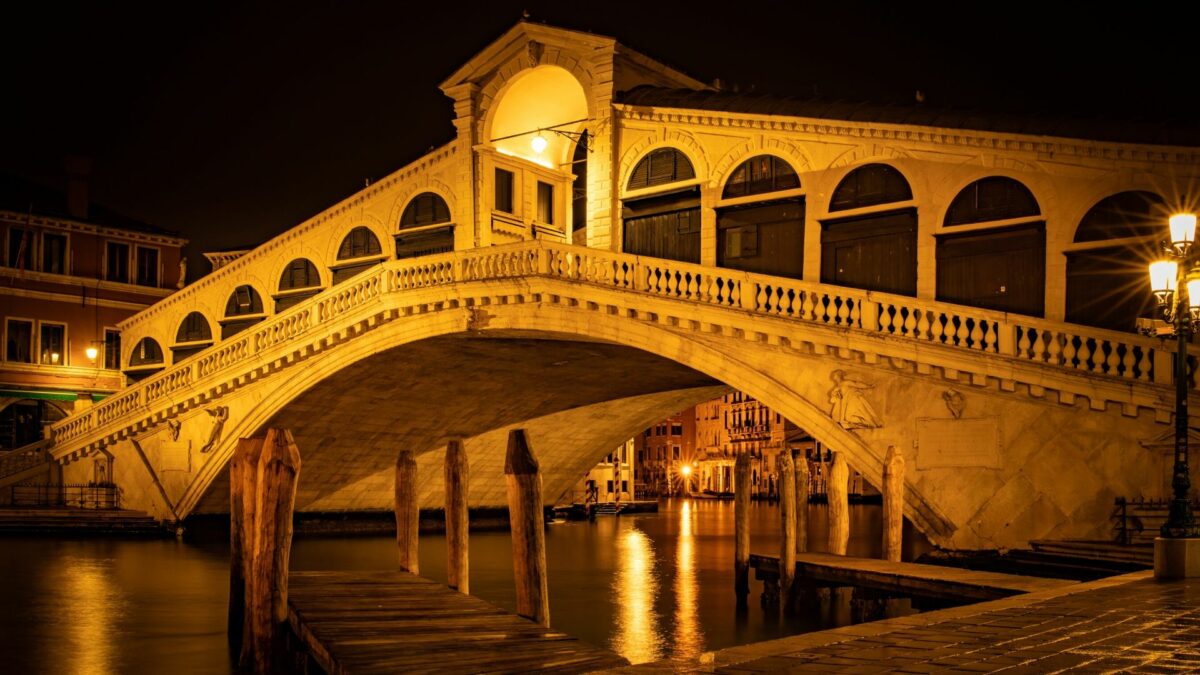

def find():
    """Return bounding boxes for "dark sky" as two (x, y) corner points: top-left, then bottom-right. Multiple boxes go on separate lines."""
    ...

(2, 1), (1196, 272)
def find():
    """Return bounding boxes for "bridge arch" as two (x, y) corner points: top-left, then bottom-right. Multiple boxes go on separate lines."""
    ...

(177, 299), (956, 540)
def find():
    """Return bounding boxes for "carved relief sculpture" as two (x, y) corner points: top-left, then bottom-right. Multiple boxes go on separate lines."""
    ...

(942, 389), (966, 419)
(167, 418), (182, 441)
(828, 370), (882, 430)
(199, 406), (229, 453)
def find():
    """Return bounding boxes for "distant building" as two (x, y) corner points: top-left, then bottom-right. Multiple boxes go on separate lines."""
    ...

(634, 407), (696, 496)
(569, 438), (634, 504)
(0, 164), (187, 452)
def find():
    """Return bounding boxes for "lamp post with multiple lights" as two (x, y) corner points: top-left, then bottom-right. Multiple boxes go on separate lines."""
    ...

(1148, 212), (1200, 540)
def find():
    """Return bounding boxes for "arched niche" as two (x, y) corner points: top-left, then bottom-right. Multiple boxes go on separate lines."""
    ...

(276, 258), (323, 312)
(173, 311), (213, 363)
(937, 177), (1044, 317)
(1066, 191), (1166, 332)
(221, 285), (266, 339)
(396, 193), (454, 260)
(488, 65), (588, 168)
(717, 155), (805, 280)
(622, 147), (700, 263)
(125, 337), (164, 382)
(821, 164), (916, 296)
(333, 227), (384, 285)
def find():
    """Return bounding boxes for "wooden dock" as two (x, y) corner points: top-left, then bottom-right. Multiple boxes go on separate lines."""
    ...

(750, 552), (1076, 602)
(287, 570), (629, 674)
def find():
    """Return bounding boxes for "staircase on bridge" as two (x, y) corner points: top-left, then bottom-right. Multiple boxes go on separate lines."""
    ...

(0, 439), (53, 490)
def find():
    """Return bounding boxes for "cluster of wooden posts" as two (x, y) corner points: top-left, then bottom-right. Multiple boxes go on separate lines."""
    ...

(226, 427), (553, 674)
(734, 445), (906, 611)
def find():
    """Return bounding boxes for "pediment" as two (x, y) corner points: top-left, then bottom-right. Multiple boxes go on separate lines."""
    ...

(439, 22), (615, 92)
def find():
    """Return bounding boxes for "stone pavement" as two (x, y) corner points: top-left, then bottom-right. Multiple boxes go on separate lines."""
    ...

(613, 571), (1200, 673)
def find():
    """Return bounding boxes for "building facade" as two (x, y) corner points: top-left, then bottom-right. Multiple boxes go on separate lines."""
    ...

(634, 407), (696, 496)
(0, 171), (186, 453)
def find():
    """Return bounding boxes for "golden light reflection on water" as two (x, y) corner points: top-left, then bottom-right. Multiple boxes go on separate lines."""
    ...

(59, 556), (124, 675)
(672, 499), (705, 660)
(611, 525), (664, 663)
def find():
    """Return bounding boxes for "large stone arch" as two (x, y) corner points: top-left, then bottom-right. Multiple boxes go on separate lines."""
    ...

(387, 181), (459, 233)
(171, 299), (961, 540)
(932, 171), (1053, 233)
(325, 216), (390, 265)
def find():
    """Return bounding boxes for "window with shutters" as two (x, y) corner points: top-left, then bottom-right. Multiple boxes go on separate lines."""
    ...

(337, 227), (382, 260)
(627, 148), (695, 191)
(279, 259), (321, 291)
(104, 329), (121, 370)
(176, 312), (213, 344)
(945, 177), (1039, 226)
(495, 168), (514, 213)
(41, 233), (67, 275)
(5, 319), (32, 363)
(7, 228), (33, 270)
(135, 246), (159, 287)
(829, 164), (912, 211)
(225, 285), (263, 317)
(400, 193), (451, 229)
(536, 181), (554, 224)
(129, 337), (164, 366)
(39, 323), (65, 365)
(106, 242), (129, 282)
(723, 156), (799, 199)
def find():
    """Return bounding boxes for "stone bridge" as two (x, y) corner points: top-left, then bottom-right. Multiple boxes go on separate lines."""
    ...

(50, 241), (1188, 549)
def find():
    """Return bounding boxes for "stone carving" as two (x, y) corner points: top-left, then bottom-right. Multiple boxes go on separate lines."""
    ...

(199, 406), (229, 453)
(828, 370), (881, 430)
(915, 417), (1001, 469)
(167, 418), (181, 441)
(942, 389), (965, 419)
(177, 257), (187, 289)
(527, 40), (543, 65)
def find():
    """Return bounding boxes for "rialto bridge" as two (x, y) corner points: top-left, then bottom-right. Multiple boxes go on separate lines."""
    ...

(48, 21), (1200, 550)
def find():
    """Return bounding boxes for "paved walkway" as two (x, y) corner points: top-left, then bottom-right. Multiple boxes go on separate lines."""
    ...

(614, 571), (1200, 673)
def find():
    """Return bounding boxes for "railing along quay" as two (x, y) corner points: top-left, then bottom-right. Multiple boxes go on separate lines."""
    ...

(52, 241), (1190, 452)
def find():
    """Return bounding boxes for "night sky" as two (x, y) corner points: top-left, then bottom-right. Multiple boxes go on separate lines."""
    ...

(2, 1), (1196, 273)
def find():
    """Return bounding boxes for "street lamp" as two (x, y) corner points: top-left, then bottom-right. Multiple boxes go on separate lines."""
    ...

(1148, 212), (1200, 543)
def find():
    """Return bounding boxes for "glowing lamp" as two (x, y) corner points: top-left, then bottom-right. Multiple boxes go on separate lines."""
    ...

(86, 346), (98, 362)
(680, 465), (692, 477)
(1187, 278), (1200, 312)
(1170, 213), (1198, 250)
(50, 351), (60, 364)
(1150, 260), (1178, 295)
(530, 133), (547, 154)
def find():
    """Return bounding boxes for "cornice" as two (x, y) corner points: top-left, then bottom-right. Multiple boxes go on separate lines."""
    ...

(0, 211), (188, 247)
(613, 104), (1200, 167)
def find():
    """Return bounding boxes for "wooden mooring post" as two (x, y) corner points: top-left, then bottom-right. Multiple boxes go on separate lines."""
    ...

(882, 445), (905, 562)
(228, 428), (301, 674)
(444, 438), (469, 593)
(505, 429), (550, 626)
(777, 450), (797, 613)
(795, 448), (809, 554)
(828, 451), (850, 556)
(395, 449), (419, 574)
(734, 450), (751, 604)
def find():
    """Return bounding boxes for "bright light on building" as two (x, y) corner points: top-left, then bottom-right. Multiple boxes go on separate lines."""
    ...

(680, 464), (692, 477)
(86, 346), (99, 362)
(530, 133), (547, 154)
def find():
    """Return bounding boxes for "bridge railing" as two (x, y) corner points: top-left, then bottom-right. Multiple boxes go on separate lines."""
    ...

(51, 240), (1184, 450)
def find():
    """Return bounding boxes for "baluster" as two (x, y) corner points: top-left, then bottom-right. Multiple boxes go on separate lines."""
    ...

(1136, 348), (1153, 382)
(969, 319), (984, 350)
(1047, 332), (1065, 366)
(904, 308), (919, 338)
(848, 299), (861, 327)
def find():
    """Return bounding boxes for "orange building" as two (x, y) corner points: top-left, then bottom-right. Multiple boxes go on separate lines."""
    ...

(633, 407), (696, 496)
(0, 168), (187, 450)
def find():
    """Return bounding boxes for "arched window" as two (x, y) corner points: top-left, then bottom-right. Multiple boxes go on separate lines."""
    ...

(173, 312), (213, 363)
(221, 285), (265, 339)
(275, 258), (322, 312)
(1066, 191), (1166, 332)
(937, 177), (1044, 316)
(400, 193), (451, 229)
(396, 193), (455, 260)
(128, 337), (163, 367)
(717, 156), (804, 280)
(622, 147), (701, 263)
(944, 177), (1039, 226)
(627, 148), (695, 191)
(334, 227), (384, 283)
(722, 156), (799, 199)
(822, 164), (916, 296)
(337, 227), (382, 260)
(175, 312), (212, 343)
(829, 164), (911, 212)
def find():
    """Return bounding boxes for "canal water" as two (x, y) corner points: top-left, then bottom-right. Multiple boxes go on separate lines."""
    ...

(0, 499), (930, 674)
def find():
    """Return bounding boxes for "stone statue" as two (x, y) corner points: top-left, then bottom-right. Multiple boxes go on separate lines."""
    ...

(199, 405), (228, 453)
(828, 369), (882, 430)
(167, 418), (181, 441)
(942, 389), (966, 419)
(177, 257), (187, 289)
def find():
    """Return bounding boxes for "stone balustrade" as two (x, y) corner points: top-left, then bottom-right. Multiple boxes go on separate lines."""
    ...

(50, 240), (1189, 456)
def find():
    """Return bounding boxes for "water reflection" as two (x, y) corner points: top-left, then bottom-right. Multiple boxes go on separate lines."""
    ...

(58, 556), (122, 675)
(611, 525), (663, 662)
(671, 499), (705, 661)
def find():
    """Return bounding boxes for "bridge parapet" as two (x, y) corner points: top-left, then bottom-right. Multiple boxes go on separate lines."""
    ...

(52, 241), (1188, 459)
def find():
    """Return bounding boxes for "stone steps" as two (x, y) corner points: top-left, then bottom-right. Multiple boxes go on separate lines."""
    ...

(1029, 539), (1153, 565)
(0, 507), (167, 535)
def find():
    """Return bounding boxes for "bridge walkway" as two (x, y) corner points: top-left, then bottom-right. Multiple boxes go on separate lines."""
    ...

(287, 570), (628, 674)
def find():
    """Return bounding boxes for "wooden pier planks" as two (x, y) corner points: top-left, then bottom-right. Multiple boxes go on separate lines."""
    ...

(287, 571), (629, 674)
(750, 552), (1076, 602)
